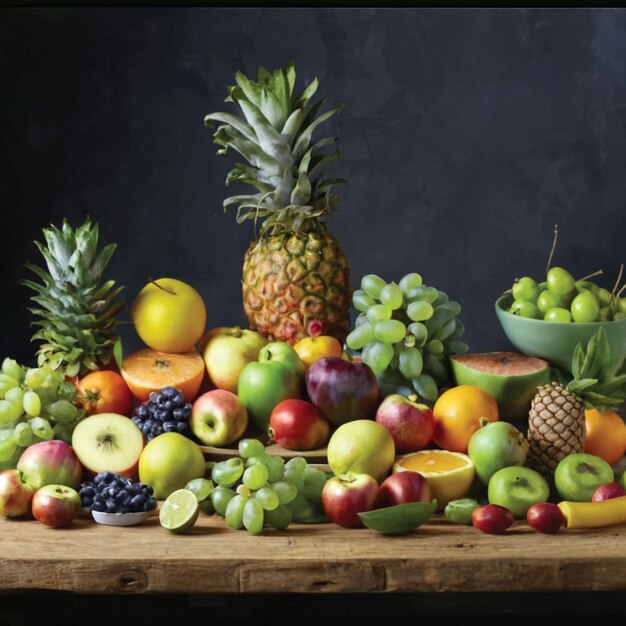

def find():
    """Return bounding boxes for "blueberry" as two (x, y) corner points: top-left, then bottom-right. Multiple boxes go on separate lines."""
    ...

(81, 497), (93, 508)
(142, 498), (157, 512)
(181, 405), (192, 419)
(119, 506), (130, 514)
(175, 421), (190, 434)
(162, 387), (178, 398)
(130, 494), (146, 510)
(161, 420), (178, 432)
(149, 391), (159, 402)
(79, 486), (96, 498)
(173, 392), (185, 407)
(154, 409), (170, 422)
(93, 493), (106, 503)
(135, 404), (149, 419)
(172, 408), (186, 421)
(114, 490), (127, 503)
(94, 471), (115, 484)
(105, 499), (118, 513)
(92, 501), (106, 512)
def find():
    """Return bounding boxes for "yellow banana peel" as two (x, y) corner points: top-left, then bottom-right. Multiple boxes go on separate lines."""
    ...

(558, 496), (626, 529)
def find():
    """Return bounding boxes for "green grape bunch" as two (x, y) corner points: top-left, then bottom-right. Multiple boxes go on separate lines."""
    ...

(180, 438), (330, 535)
(347, 273), (469, 403)
(0, 357), (86, 470)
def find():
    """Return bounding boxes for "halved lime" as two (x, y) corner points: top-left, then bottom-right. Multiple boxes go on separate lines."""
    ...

(357, 501), (437, 535)
(185, 477), (214, 502)
(159, 489), (200, 533)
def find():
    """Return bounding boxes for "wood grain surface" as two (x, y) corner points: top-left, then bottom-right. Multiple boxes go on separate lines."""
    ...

(1, 513), (625, 594)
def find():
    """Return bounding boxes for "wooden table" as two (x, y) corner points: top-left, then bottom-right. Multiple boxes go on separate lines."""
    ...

(2, 513), (625, 594)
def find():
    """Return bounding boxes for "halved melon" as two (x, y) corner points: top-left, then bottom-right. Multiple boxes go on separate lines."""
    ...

(450, 352), (550, 421)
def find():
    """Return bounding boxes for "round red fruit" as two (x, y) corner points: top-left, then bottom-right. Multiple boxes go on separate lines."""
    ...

(269, 399), (330, 451)
(472, 504), (514, 534)
(76, 370), (134, 416)
(374, 471), (431, 509)
(526, 502), (565, 534)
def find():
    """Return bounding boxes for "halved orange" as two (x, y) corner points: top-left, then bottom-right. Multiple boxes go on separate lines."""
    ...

(120, 348), (205, 402)
(393, 449), (475, 510)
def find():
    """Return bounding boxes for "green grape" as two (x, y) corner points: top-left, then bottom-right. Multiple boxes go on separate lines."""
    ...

(544, 307), (572, 323)
(266, 455), (285, 483)
(13, 421), (36, 447)
(448, 319), (465, 341)
(283, 468), (305, 491)
(211, 457), (245, 487)
(243, 463), (269, 490)
(285, 457), (307, 471)
(619, 298), (626, 314)
(238, 438), (266, 459)
(407, 301), (434, 322)
(361, 274), (387, 299)
(511, 277), (540, 303)
(446, 340), (469, 354)
(225, 494), (248, 530)
(245, 452), (272, 466)
(264, 504), (292, 530)
(243, 498), (264, 535)
(47, 400), (79, 423)
(24, 368), (46, 389)
(272, 480), (298, 504)
(398, 273), (422, 295)
(424, 353), (448, 385)
(56, 380), (77, 401)
(426, 340), (444, 356)
(412, 375), (438, 403)
(379, 283), (403, 310)
(0, 428), (18, 462)
(399, 347), (423, 380)
(352, 289), (376, 312)
(571, 291), (600, 323)
(185, 478), (214, 502)
(22, 390), (42, 418)
(236, 484), (252, 497)
(42, 371), (62, 391)
(426, 306), (455, 334)
(210, 486), (236, 516)
(362, 341), (394, 376)
(547, 267), (576, 296)
(537, 290), (564, 314)
(0, 399), (23, 425)
(407, 322), (428, 347)
(374, 320), (406, 344)
(436, 318), (457, 342)
(615, 312), (626, 320)
(407, 286), (439, 304)
(354, 313), (369, 327)
(254, 486), (280, 511)
(2, 358), (23, 382)
(29, 417), (54, 440)
(433, 290), (450, 307)
(5, 387), (25, 411)
(346, 323), (375, 350)
(300, 467), (329, 503)
(0, 373), (20, 388)
(52, 422), (73, 444)
(0, 379), (17, 399)
(366, 304), (392, 323)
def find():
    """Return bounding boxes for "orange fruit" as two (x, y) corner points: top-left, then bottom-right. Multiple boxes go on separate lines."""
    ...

(76, 370), (134, 416)
(432, 385), (499, 453)
(584, 409), (626, 466)
(293, 336), (343, 369)
(120, 348), (205, 402)
(394, 450), (475, 510)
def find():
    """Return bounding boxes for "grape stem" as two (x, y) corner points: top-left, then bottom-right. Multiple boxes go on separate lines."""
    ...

(610, 264), (624, 303)
(546, 224), (559, 275)
(577, 269), (603, 283)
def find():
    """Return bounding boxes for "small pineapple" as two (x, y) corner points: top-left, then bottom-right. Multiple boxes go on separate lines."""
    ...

(205, 62), (351, 345)
(22, 219), (125, 377)
(527, 329), (626, 475)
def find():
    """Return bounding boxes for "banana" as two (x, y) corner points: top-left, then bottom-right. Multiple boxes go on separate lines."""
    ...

(558, 496), (626, 529)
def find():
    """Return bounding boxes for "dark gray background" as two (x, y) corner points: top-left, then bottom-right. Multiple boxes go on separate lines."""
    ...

(2, 7), (626, 364)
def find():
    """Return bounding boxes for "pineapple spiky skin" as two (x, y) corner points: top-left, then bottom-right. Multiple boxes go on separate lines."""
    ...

(22, 219), (125, 378)
(527, 382), (585, 476)
(242, 224), (351, 345)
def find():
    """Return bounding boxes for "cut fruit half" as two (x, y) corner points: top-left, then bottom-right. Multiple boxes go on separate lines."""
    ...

(120, 348), (204, 402)
(159, 488), (200, 533)
(393, 450), (475, 510)
(451, 352), (550, 420)
(358, 501), (436, 535)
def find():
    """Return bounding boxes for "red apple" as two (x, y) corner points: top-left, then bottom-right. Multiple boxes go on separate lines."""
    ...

(190, 389), (249, 447)
(321, 473), (379, 528)
(375, 394), (435, 453)
(373, 471), (431, 509)
(0, 469), (36, 518)
(269, 399), (330, 451)
(17, 440), (83, 490)
(32, 484), (81, 528)
(591, 482), (626, 502)
(526, 502), (565, 534)
(306, 357), (378, 426)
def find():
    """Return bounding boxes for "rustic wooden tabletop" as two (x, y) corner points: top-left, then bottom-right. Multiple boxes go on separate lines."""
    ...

(1, 512), (625, 595)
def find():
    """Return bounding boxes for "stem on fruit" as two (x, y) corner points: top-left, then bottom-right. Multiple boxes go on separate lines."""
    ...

(546, 224), (559, 275)
(610, 264), (624, 301)
(148, 277), (176, 295)
(577, 269), (604, 283)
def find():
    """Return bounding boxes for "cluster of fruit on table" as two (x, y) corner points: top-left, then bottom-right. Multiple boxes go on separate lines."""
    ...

(1, 63), (625, 537)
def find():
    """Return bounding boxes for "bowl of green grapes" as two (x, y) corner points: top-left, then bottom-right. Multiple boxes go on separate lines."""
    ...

(495, 266), (626, 372)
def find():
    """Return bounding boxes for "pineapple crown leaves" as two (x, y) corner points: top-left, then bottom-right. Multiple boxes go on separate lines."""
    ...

(568, 328), (626, 412)
(204, 62), (346, 231)
(21, 218), (126, 377)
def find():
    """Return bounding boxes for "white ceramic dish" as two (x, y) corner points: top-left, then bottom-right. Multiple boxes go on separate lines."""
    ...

(92, 509), (153, 527)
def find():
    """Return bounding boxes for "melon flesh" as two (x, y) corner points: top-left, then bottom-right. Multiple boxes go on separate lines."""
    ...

(451, 352), (551, 421)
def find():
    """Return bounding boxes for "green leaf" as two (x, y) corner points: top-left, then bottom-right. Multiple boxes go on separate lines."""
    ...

(567, 378), (599, 395)
(204, 112), (257, 143)
(293, 77), (319, 108)
(113, 337), (124, 370)
(293, 103), (345, 161)
(571, 342), (585, 381)
(593, 374), (626, 396)
(234, 71), (262, 107)
(290, 172), (312, 206)
(579, 329), (607, 380)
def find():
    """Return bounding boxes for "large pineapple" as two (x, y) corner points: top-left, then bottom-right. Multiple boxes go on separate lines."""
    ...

(527, 329), (626, 475)
(205, 63), (351, 345)
(22, 219), (125, 377)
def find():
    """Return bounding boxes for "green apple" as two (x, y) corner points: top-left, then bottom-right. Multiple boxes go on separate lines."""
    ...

(554, 453), (614, 502)
(259, 341), (306, 378)
(487, 466), (549, 518)
(138, 432), (206, 499)
(620, 472), (626, 491)
(237, 361), (301, 432)
(201, 327), (268, 394)
(327, 420), (395, 483)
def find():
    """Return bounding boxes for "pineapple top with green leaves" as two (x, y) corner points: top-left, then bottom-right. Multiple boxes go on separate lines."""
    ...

(22, 219), (125, 377)
(204, 62), (345, 232)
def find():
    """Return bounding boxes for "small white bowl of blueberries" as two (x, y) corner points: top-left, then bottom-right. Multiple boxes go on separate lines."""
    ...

(79, 471), (158, 527)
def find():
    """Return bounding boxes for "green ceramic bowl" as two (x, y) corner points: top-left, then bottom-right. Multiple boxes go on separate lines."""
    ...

(495, 295), (626, 373)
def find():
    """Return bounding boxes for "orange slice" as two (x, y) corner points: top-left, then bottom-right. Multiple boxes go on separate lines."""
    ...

(120, 348), (205, 402)
(393, 450), (475, 510)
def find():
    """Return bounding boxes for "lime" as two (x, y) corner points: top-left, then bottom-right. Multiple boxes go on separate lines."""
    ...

(185, 477), (214, 502)
(358, 501), (437, 535)
(159, 489), (200, 533)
